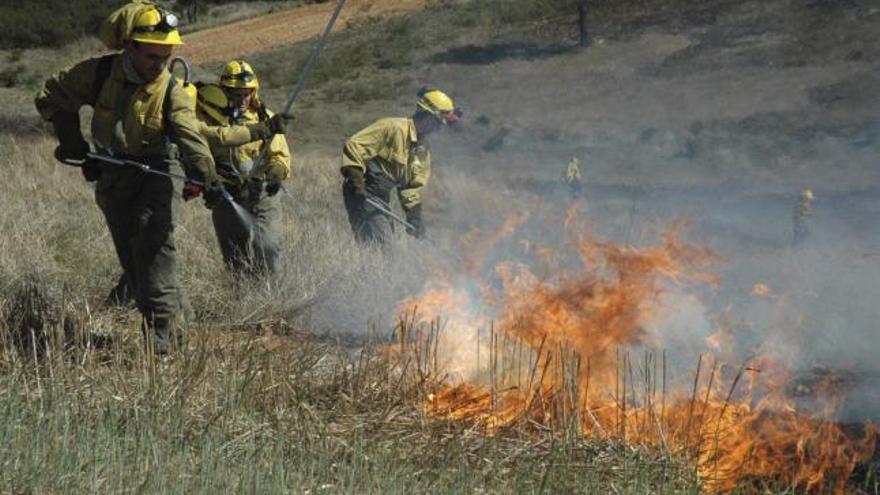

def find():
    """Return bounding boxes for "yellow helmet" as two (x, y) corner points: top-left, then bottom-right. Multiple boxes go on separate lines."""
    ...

(801, 188), (814, 201)
(130, 7), (183, 46)
(197, 84), (231, 124)
(416, 87), (461, 124)
(219, 60), (259, 89)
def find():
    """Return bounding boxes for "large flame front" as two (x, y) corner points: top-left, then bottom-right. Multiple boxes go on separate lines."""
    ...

(398, 208), (876, 493)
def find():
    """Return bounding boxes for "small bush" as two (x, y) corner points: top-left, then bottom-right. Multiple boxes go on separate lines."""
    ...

(2, 274), (77, 359)
(0, 0), (119, 49)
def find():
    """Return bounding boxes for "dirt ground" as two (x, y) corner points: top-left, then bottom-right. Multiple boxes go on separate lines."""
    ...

(421, 1), (880, 194)
(179, 0), (427, 65)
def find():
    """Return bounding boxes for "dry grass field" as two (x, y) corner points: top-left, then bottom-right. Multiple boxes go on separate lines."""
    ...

(1, 0), (879, 493)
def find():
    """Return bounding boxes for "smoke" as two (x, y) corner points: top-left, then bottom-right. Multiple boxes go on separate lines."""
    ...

(251, 0), (880, 425)
(391, 0), (880, 423)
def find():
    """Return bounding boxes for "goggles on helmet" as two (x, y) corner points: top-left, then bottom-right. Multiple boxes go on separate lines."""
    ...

(132, 12), (180, 34)
(221, 71), (256, 84)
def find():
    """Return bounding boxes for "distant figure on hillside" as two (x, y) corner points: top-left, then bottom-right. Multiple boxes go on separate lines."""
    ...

(341, 87), (461, 244)
(34, 3), (222, 354)
(792, 188), (814, 247)
(564, 156), (583, 194)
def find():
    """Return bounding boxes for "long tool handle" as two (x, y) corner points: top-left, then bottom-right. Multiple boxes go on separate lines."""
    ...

(86, 153), (234, 203)
(365, 195), (415, 231)
(280, 0), (347, 116)
(87, 152), (200, 185)
(251, 0), (347, 176)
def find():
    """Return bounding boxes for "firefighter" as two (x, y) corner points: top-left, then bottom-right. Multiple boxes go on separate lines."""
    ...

(792, 188), (814, 247)
(341, 87), (461, 244)
(564, 156), (583, 194)
(35, 3), (221, 354)
(203, 61), (291, 275)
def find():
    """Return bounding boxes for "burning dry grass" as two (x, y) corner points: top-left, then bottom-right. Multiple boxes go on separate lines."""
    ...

(1, 140), (877, 493)
(0, 134), (696, 493)
(397, 207), (879, 494)
(0, 304), (703, 493)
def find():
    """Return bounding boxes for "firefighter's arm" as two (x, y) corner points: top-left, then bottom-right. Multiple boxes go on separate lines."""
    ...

(168, 86), (219, 182)
(35, 57), (104, 120)
(35, 57), (108, 163)
(197, 120), (253, 149)
(341, 120), (390, 173)
(398, 150), (431, 210)
(265, 133), (292, 181)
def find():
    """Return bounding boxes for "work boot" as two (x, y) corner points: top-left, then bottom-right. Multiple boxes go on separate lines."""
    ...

(147, 315), (187, 357)
(105, 274), (135, 308)
(149, 325), (175, 356)
(154, 337), (170, 356)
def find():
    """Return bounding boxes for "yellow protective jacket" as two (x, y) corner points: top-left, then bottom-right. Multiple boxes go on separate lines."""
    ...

(565, 158), (582, 183)
(196, 104), (291, 184)
(35, 53), (214, 177)
(342, 117), (431, 209)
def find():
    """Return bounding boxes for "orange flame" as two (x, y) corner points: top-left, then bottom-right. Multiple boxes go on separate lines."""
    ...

(398, 212), (876, 493)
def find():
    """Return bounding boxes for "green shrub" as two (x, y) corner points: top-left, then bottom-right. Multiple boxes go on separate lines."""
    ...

(0, 0), (120, 49)
(0, 0), (303, 49)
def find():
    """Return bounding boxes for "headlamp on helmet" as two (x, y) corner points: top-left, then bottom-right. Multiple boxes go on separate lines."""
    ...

(132, 12), (178, 34)
(130, 8), (183, 45)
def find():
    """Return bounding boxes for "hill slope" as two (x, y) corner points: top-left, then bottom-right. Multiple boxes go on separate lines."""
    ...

(180, 0), (427, 64)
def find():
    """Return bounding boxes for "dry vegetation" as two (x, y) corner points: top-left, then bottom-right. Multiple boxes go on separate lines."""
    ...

(0, 141), (697, 492)
(0, 129), (696, 492)
(2, 0), (879, 493)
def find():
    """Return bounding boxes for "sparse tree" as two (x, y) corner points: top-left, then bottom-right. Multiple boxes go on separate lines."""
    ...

(576, 0), (589, 47)
(176, 0), (198, 24)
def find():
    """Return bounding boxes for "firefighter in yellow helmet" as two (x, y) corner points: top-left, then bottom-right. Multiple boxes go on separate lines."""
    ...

(793, 188), (814, 247)
(35, 2), (221, 354)
(564, 156), (583, 194)
(197, 61), (291, 274)
(341, 87), (461, 243)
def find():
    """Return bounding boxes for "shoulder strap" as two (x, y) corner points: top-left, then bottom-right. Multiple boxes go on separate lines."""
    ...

(88, 54), (116, 106)
(256, 101), (270, 122)
(162, 77), (176, 139)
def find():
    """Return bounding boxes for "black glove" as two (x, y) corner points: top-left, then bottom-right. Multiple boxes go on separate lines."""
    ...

(265, 178), (281, 196)
(247, 120), (272, 141)
(247, 113), (289, 141)
(51, 111), (90, 164)
(241, 177), (264, 203)
(219, 170), (246, 192)
(341, 166), (366, 199)
(405, 204), (426, 239)
(264, 165), (285, 197)
(267, 113), (288, 135)
(202, 179), (227, 210)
